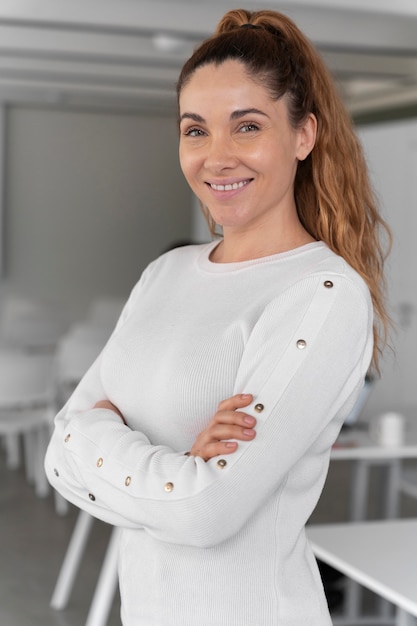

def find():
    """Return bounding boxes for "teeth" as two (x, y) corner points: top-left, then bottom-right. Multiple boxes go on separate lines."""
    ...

(210, 180), (249, 191)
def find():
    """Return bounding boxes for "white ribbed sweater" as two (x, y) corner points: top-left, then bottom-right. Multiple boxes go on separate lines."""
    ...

(45, 241), (373, 625)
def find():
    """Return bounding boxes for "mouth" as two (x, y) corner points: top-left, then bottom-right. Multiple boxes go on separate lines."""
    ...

(207, 179), (252, 192)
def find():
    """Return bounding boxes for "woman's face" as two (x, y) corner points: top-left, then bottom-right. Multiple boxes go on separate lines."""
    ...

(179, 60), (316, 237)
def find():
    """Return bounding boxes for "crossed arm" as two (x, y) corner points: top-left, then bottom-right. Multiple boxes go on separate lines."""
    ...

(93, 393), (257, 461)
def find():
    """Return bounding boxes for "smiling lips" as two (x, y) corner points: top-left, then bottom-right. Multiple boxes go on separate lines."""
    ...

(208, 179), (252, 192)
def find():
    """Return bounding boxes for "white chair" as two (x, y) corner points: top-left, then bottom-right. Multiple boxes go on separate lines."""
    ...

(85, 526), (121, 626)
(54, 323), (108, 406)
(51, 511), (120, 626)
(0, 349), (54, 497)
(0, 292), (68, 353)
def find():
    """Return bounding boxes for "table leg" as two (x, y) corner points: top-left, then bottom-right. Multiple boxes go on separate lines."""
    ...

(85, 526), (120, 626)
(344, 459), (370, 619)
(374, 459), (401, 620)
(349, 459), (370, 521)
(384, 459), (402, 518)
(344, 577), (362, 621)
(50, 510), (95, 610)
(396, 607), (417, 626)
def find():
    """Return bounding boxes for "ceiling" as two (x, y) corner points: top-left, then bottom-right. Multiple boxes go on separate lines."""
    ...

(1, 0), (417, 117)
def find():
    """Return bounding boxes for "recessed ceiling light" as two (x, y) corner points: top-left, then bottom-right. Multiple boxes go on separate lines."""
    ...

(152, 33), (190, 52)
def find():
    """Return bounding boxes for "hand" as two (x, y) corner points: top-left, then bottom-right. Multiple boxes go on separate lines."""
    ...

(93, 399), (127, 425)
(190, 394), (256, 461)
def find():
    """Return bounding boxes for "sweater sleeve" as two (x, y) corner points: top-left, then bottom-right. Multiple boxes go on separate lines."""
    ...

(45, 269), (373, 547)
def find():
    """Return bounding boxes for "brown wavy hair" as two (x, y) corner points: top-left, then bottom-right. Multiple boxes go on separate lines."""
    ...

(176, 8), (392, 373)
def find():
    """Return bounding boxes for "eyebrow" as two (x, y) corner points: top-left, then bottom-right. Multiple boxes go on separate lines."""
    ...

(230, 108), (269, 120)
(179, 108), (269, 124)
(179, 112), (205, 124)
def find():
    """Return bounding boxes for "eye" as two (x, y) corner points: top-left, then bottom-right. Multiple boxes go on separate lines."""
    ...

(239, 122), (260, 133)
(183, 127), (206, 137)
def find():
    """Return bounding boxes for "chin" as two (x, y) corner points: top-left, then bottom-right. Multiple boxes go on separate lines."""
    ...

(208, 210), (250, 228)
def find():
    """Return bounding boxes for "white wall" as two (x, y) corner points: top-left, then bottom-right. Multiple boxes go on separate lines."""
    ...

(358, 118), (417, 416)
(4, 106), (192, 320)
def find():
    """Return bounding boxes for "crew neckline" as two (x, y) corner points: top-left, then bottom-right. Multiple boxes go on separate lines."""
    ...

(197, 240), (326, 273)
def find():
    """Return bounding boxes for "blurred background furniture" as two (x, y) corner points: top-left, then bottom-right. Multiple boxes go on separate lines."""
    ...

(399, 464), (417, 502)
(332, 413), (417, 521)
(51, 511), (120, 626)
(0, 349), (54, 497)
(323, 408), (417, 621)
(0, 292), (68, 353)
(308, 518), (417, 626)
(54, 321), (110, 406)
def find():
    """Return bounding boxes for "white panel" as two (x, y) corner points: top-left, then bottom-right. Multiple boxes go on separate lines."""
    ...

(359, 119), (417, 414)
(5, 106), (192, 319)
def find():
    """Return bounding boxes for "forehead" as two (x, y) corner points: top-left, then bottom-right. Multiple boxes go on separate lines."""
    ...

(179, 60), (273, 111)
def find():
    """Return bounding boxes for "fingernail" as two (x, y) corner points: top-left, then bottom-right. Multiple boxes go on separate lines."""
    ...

(226, 442), (237, 448)
(243, 428), (255, 436)
(241, 394), (251, 399)
(244, 416), (255, 425)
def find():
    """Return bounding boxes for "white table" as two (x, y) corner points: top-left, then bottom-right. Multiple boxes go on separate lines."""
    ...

(331, 417), (417, 520)
(322, 417), (417, 622)
(332, 417), (417, 461)
(308, 519), (417, 626)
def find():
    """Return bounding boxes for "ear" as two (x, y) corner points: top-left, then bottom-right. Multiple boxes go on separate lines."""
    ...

(296, 113), (317, 161)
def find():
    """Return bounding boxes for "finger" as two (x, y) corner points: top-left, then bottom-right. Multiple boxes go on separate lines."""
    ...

(217, 393), (253, 412)
(211, 409), (257, 430)
(191, 440), (238, 462)
(206, 423), (257, 442)
(190, 423), (256, 459)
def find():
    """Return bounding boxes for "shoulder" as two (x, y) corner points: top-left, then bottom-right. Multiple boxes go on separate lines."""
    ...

(309, 244), (371, 307)
(122, 242), (212, 307)
(257, 242), (371, 311)
(259, 245), (372, 335)
(130, 242), (209, 285)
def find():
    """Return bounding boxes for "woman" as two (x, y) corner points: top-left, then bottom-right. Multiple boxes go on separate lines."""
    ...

(45, 9), (391, 625)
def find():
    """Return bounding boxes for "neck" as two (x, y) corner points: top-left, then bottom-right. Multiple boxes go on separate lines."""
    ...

(211, 228), (316, 263)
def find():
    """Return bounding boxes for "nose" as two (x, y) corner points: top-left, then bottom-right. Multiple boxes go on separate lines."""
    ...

(204, 133), (238, 173)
